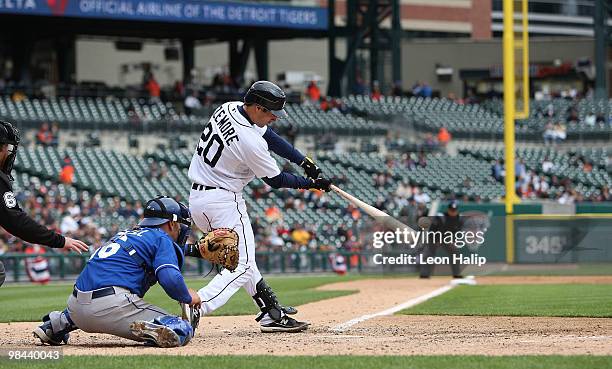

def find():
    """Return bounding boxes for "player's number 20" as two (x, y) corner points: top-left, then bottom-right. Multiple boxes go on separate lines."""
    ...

(197, 123), (224, 168)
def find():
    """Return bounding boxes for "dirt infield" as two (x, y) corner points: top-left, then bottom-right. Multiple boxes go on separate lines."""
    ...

(2, 276), (611, 356)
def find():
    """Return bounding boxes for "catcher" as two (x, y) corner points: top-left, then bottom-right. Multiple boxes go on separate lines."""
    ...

(34, 196), (206, 348)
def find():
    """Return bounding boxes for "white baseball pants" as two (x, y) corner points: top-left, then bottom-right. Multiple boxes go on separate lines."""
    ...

(189, 188), (272, 323)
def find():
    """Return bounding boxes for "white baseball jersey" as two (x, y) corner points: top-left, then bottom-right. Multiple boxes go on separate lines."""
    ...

(188, 102), (281, 192)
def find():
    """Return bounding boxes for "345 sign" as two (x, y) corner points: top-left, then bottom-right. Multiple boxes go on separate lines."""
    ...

(524, 235), (568, 255)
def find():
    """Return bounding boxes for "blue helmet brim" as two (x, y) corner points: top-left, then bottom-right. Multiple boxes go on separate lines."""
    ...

(138, 217), (169, 227)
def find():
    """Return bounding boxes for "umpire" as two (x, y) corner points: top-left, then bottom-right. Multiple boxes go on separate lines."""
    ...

(419, 201), (465, 279)
(0, 121), (88, 287)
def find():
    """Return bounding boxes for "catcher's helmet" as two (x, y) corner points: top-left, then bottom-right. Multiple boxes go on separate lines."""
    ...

(139, 196), (192, 246)
(0, 120), (20, 181)
(244, 80), (287, 118)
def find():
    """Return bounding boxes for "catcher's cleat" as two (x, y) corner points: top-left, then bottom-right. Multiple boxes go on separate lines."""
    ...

(180, 303), (201, 333)
(260, 316), (310, 333)
(130, 321), (182, 348)
(33, 315), (69, 346)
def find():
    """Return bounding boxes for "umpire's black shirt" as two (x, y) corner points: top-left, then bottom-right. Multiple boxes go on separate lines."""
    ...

(0, 172), (65, 248)
(430, 212), (465, 234)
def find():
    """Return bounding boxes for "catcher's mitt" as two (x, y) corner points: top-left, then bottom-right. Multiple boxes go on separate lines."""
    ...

(198, 228), (239, 272)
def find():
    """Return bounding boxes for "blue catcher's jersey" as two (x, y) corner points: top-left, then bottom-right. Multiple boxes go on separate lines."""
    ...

(76, 227), (183, 297)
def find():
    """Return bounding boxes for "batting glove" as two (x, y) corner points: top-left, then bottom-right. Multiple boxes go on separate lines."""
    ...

(304, 177), (332, 192)
(300, 157), (322, 179)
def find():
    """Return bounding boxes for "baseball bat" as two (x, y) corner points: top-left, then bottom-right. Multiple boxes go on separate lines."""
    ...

(330, 185), (417, 234)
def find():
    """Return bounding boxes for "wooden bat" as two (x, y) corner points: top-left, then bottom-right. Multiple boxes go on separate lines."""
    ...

(330, 185), (417, 233)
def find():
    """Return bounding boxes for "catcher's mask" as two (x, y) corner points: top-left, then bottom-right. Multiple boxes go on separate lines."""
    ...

(0, 120), (20, 181)
(139, 196), (192, 247)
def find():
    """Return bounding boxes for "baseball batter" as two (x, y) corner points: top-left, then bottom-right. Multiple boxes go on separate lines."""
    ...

(188, 80), (331, 332)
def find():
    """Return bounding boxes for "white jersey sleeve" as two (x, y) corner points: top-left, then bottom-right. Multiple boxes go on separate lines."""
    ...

(241, 140), (281, 179)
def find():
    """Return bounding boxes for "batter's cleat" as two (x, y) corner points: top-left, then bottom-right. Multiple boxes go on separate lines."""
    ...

(33, 316), (69, 346)
(180, 303), (201, 333)
(260, 316), (310, 333)
(282, 306), (298, 315)
(130, 321), (181, 348)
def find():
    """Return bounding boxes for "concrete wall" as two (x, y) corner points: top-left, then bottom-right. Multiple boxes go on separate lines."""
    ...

(402, 37), (595, 97)
(76, 37), (337, 92)
(75, 36), (595, 98)
(76, 38), (184, 86)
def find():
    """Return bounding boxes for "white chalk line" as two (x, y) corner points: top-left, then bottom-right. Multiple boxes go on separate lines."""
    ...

(331, 284), (455, 332)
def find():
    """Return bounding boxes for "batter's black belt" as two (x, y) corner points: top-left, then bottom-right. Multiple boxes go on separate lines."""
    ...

(72, 286), (116, 299)
(191, 183), (228, 191)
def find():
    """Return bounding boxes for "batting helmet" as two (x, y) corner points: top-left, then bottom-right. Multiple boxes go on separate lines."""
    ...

(0, 120), (20, 181)
(244, 80), (288, 118)
(139, 196), (192, 247)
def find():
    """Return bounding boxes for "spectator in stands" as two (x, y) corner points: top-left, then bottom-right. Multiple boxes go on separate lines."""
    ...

(395, 180), (412, 199)
(491, 159), (504, 182)
(184, 91), (202, 116)
(391, 81), (402, 97)
(596, 112), (606, 124)
(585, 111), (597, 126)
(417, 152), (428, 168)
(422, 133), (438, 152)
(541, 156), (554, 173)
(553, 123), (567, 143)
(50, 123), (60, 147)
(172, 80), (185, 101)
(411, 81), (423, 96)
(60, 211), (79, 234)
(36, 122), (53, 146)
(59, 156), (74, 185)
(421, 83), (432, 98)
(437, 127), (451, 147)
(306, 81), (321, 103)
(145, 74), (161, 103)
(371, 81), (382, 101)
(566, 105), (578, 123)
(412, 186), (430, 204)
(558, 189), (576, 204)
(319, 96), (330, 112)
(515, 159), (527, 179)
(543, 122), (555, 145)
(353, 76), (367, 95)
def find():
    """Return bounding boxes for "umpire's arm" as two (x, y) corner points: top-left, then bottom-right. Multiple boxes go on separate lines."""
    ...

(0, 181), (65, 248)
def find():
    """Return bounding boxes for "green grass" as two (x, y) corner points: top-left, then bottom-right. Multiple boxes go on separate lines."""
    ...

(400, 284), (612, 317)
(484, 263), (612, 276)
(0, 275), (361, 322)
(2, 355), (612, 369)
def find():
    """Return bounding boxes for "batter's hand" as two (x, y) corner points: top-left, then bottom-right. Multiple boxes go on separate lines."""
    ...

(300, 157), (322, 179)
(306, 177), (332, 191)
(62, 237), (89, 254)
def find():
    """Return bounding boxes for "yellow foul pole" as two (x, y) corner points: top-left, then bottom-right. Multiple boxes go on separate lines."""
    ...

(503, 0), (516, 215)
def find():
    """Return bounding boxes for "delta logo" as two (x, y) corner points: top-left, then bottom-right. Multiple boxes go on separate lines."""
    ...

(46, 0), (69, 15)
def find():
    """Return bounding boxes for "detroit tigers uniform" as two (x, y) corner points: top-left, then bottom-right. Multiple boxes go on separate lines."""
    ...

(189, 102), (282, 322)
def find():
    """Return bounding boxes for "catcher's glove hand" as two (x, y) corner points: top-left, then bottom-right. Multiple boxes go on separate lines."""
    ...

(198, 228), (239, 272)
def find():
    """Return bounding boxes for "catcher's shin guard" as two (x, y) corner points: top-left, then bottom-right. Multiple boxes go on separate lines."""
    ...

(252, 279), (298, 322)
(130, 315), (193, 347)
